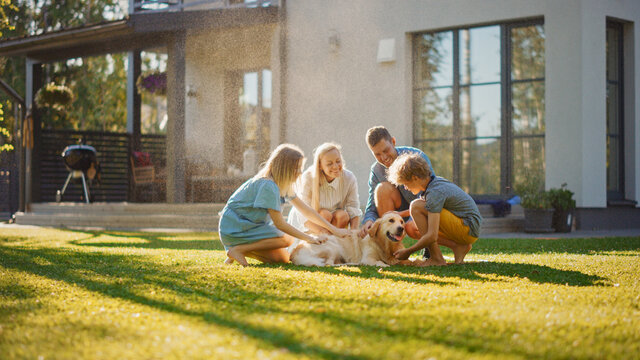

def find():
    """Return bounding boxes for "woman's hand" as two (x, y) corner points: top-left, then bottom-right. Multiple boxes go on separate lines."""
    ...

(307, 234), (328, 244)
(330, 227), (350, 237)
(359, 220), (373, 238)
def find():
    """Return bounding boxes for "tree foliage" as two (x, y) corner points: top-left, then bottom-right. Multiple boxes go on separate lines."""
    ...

(0, 0), (17, 152)
(0, 0), (127, 133)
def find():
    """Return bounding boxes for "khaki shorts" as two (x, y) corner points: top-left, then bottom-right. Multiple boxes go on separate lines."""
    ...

(437, 209), (478, 245)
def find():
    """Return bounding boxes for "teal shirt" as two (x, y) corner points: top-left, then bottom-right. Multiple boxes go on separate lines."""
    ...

(218, 177), (292, 248)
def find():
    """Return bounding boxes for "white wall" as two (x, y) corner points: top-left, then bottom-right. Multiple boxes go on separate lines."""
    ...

(284, 0), (640, 208)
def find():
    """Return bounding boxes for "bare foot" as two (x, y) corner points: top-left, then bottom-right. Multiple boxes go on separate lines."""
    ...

(224, 257), (235, 265)
(226, 248), (249, 266)
(417, 258), (447, 267)
(452, 244), (472, 264)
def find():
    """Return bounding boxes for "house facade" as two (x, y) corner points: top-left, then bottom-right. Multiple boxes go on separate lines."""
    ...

(1, 0), (639, 230)
(280, 0), (640, 230)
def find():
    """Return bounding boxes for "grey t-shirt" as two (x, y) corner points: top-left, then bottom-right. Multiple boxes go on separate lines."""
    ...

(422, 176), (482, 238)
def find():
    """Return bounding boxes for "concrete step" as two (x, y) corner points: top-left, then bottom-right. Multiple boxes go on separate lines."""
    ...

(15, 203), (525, 234)
(14, 212), (219, 231)
(480, 216), (524, 235)
(29, 202), (225, 215)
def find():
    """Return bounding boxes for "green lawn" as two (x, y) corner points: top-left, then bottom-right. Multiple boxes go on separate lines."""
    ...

(1, 227), (639, 360)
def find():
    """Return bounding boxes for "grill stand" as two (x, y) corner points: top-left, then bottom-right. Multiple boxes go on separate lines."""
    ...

(57, 170), (91, 204)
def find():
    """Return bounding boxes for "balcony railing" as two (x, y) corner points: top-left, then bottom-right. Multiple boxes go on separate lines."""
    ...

(131, 0), (278, 13)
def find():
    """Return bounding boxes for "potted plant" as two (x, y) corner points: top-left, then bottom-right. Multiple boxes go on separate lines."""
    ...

(548, 183), (576, 232)
(515, 173), (555, 233)
(34, 82), (74, 128)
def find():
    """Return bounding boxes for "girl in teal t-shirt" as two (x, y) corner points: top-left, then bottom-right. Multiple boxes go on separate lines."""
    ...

(219, 144), (349, 266)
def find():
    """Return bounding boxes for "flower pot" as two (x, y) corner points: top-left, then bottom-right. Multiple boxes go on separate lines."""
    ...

(523, 208), (555, 233)
(553, 209), (574, 233)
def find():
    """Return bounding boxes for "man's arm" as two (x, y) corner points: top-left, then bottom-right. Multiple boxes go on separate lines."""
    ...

(362, 166), (380, 224)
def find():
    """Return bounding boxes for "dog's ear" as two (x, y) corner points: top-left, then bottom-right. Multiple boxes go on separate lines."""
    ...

(368, 218), (382, 238)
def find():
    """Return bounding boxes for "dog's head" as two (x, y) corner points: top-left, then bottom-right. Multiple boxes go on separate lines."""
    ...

(368, 212), (406, 243)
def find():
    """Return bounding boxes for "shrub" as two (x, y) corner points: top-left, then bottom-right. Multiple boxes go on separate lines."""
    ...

(548, 183), (576, 211)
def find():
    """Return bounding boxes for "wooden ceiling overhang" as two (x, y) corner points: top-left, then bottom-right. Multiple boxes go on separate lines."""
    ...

(0, 6), (279, 62)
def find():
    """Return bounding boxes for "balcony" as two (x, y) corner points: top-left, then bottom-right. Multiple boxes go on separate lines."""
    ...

(132, 0), (278, 13)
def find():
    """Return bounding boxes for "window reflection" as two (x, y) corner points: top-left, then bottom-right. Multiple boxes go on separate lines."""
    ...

(460, 84), (501, 138)
(512, 81), (545, 135)
(415, 88), (453, 139)
(416, 32), (453, 88)
(413, 22), (545, 196)
(461, 138), (501, 194)
(460, 26), (501, 85)
(417, 140), (453, 181)
(513, 137), (545, 188)
(224, 69), (272, 171)
(511, 25), (545, 80)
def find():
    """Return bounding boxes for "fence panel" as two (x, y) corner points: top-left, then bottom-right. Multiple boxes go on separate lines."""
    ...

(40, 130), (165, 202)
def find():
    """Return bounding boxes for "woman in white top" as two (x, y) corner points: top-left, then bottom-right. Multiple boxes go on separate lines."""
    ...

(288, 142), (362, 234)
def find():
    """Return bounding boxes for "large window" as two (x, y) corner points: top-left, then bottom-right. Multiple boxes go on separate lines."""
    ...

(224, 69), (272, 173)
(606, 21), (624, 201)
(413, 20), (545, 196)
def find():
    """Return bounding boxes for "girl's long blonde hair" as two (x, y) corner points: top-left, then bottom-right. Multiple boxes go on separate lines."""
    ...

(310, 142), (345, 211)
(254, 143), (305, 197)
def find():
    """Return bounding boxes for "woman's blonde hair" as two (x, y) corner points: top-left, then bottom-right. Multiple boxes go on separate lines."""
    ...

(310, 142), (345, 211)
(255, 143), (305, 197)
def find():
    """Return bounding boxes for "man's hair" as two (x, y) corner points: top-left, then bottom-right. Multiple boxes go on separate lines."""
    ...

(387, 153), (432, 186)
(366, 126), (393, 147)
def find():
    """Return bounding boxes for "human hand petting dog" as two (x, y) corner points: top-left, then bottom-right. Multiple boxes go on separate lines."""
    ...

(308, 234), (328, 244)
(359, 220), (373, 238)
(330, 227), (350, 237)
(394, 248), (413, 260)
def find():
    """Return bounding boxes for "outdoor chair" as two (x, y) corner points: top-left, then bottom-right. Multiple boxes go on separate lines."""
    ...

(130, 151), (165, 202)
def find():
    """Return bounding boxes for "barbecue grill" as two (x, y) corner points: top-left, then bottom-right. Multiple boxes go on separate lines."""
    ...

(57, 144), (100, 203)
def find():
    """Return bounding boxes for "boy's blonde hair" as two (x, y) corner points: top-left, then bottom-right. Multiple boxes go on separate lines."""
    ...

(310, 142), (345, 211)
(387, 153), (432, 186)
(255, 143), (305, 197)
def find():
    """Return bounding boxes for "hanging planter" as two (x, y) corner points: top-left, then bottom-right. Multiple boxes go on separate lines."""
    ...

(136, 71), (167, 96)
(34, 83), (74, 112)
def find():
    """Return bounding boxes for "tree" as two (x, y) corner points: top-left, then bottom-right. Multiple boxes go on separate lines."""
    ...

(0, 0), (127, 132)
(0, 0), (17, 153)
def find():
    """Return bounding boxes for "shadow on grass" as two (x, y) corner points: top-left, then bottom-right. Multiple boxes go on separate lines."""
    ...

(66, 230), (224, 251)
(289, 260), (607, 287)
(473, 237), (640, 255)
(0, 246), (365, 360)
(0, 244), (615, 359)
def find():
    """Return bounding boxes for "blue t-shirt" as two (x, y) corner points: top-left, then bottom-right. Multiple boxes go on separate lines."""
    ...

(363, 146), (435, 223)
(218, 177), (293, 247)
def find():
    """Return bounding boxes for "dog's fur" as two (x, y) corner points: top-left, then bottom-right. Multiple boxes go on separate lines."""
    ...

(290, 212), (417, 267)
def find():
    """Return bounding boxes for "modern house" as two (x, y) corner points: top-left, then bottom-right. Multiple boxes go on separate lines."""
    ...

(1, 0), (639, 230)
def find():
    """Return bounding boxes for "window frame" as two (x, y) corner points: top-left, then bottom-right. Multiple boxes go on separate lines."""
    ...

(606, 20), (625, 201)
(412, 18), (545, 197)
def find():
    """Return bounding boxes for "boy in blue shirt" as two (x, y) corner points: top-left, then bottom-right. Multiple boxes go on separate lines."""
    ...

(387, 153), (482, 265)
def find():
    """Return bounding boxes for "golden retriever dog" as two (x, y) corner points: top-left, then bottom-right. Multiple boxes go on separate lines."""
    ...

(290, 212), (418, 267)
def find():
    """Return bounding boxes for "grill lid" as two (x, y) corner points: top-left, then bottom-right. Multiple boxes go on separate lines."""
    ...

(61, 144), (97, 171)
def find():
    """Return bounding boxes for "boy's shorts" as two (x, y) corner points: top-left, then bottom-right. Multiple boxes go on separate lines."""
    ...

(437, 209), (478, 245)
